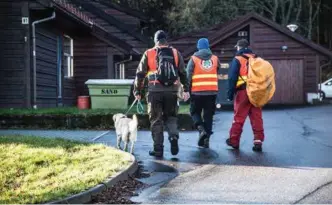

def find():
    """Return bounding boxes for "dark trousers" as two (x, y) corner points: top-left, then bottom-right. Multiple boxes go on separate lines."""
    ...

(190, 95), (217, 135)
(147, 92), (179, 148)
(229, 89), (265, 146)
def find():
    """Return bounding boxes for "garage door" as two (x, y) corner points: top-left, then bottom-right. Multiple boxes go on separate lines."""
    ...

(269, 59), (304, 104)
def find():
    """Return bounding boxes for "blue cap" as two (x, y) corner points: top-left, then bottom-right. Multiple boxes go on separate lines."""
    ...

(197, 38), (210, 50)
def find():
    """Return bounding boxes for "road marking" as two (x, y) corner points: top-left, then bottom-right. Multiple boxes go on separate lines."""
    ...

(92, 131), (110, 142)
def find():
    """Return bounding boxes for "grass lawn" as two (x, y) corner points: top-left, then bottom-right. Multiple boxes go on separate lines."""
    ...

(0, 135), (132, 204)
(0, 103), (190, 116)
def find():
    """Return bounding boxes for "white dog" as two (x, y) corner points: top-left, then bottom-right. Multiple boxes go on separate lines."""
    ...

(112, 113), (138, 154)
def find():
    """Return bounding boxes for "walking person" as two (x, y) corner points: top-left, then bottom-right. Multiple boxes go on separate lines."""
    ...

(186, 38), (221, 148)
(226, 39), (265, 152)
(133, 30), (190, 157)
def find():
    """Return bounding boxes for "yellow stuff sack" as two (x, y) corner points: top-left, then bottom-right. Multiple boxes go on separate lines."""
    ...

(246, 56), (276, 107)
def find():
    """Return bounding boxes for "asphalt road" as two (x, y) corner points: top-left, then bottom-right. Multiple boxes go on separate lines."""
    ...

(1, 105), (331, 203)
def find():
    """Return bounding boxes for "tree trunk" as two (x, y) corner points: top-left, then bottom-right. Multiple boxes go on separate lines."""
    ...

(280, 0), (286, 25)
(295, 0), (302, 24)
(308, 0), (313, 39)
(272, 0), (279, 22)
(285, 0), (294, 25)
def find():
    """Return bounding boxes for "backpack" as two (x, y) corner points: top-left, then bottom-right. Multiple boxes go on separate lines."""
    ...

(240, 54), (276, 108)
(154, 47), (179, 86)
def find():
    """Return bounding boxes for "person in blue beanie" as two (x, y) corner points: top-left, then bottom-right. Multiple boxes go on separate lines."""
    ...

(186, 38), (221, 148)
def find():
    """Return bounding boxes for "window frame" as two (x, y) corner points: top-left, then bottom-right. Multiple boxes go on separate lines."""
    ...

(63, 35), (74, 78)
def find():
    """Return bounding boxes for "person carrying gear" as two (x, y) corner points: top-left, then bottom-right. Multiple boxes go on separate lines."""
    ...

(186, 38), (221, 148)
(226, 39), (265, 152)
(133, 30), (190, 158)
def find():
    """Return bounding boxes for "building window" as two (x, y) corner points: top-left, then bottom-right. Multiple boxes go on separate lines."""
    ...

(63, 35), (74, 78)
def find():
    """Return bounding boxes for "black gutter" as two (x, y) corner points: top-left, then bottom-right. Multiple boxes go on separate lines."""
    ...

(70, 0), (149, 44)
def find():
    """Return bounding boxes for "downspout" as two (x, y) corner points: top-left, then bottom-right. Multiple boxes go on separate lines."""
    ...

(32, 12), (56, 109)
(114, 55), (133, 79)
(319, 60), (331, 101)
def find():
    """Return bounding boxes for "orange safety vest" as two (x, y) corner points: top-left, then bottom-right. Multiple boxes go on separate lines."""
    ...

(146, 46), (179, 84)
(191, 55), (218, 92)
(235, 54), (255, 87)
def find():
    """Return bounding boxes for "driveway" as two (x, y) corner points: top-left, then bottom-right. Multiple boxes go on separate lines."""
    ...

(1, 105), (332, 203)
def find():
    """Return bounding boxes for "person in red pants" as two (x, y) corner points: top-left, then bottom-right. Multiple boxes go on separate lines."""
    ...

(226, 39), (264, 152)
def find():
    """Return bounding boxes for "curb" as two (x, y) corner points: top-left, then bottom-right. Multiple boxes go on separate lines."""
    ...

(46, 153), (138, 204)
(0, 114), (194, 130)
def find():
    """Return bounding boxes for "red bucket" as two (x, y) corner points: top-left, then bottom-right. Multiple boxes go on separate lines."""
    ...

(77, 96), (90, 109)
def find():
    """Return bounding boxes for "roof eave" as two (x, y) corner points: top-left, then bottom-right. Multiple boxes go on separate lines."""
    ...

(71, 0), (149, 44)
(98, 0), (150, 22)
(52, 2), (133, 54)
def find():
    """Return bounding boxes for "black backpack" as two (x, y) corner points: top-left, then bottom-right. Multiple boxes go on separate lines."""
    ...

(154, 47), (179, 86)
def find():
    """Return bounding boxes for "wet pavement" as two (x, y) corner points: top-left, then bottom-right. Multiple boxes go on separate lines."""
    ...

(1, 105), (332, 203)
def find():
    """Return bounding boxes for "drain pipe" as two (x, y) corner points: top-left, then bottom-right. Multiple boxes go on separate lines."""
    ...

(115, 55), (133, 79)
(32, 12), (56, 109)
(319, 60), (331, 100)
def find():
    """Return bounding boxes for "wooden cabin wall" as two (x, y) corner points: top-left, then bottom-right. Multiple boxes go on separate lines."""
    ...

(250, 19), (320, 94)
(74, 36), (109, 96)
(35, 26), (58, 108)
(0, 1), (27, 108)
(211, 26), (250, 64)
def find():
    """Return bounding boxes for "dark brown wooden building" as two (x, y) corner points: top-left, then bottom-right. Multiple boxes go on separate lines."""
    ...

(170, 13), (332, 105)
(0, 0), (149, 108)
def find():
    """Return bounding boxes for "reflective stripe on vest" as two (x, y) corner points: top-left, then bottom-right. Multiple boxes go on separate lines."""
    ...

(191, 55), (218, 92)
(146, 46), (179, 83)
(235, 54), (254, 87)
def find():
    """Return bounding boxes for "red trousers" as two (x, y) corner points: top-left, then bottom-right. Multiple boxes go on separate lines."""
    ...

(229, 89), (265, 146)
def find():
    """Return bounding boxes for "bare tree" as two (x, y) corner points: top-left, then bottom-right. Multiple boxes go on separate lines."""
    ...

(307, 0), (321, 40)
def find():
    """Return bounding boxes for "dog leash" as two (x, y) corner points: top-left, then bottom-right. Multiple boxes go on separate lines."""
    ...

(125, 99), (144, 115)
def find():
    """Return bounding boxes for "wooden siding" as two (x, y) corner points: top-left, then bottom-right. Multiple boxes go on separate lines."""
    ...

(74, 37), (108, 96)
(250, 19), (321, 95)
(63, 78), (76, 106)
(35, 26), (58, 108)
(211, 26), (250, 63)
(170, 28), (220, 55)
(0, 1), (26, 108)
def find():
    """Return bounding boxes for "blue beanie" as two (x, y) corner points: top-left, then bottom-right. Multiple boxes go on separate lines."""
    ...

(197, 38), (210, 50)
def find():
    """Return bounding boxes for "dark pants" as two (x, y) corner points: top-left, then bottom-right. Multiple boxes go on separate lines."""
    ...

(229, 89), (265, 146)
(190, 95), (217, 135)
(147, 91), (179, 148)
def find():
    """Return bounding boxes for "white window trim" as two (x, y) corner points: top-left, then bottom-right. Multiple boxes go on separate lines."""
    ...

(64, 35), (74, 78)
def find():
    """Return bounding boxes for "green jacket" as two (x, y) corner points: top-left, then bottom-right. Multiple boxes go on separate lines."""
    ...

(133, 46), (189, 95)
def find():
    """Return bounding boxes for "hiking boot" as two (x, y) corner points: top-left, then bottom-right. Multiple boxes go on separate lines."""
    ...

(197, 125), (208, 147)
(226, 138), (239, 150)
(252, 141), (263, 152)
(149, 146), (163, 158)
(169, 135), (179, 156)
(203, 136), (210, 148)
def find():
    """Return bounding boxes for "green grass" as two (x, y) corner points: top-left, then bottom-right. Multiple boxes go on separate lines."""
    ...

(0, 135), (131, 204)
(0, 104), (190, 116)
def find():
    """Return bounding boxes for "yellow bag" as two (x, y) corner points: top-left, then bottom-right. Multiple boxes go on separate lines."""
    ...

(246, 56), (276, 107)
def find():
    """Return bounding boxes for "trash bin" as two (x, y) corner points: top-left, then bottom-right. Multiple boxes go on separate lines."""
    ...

(85, 79), (134, 109)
